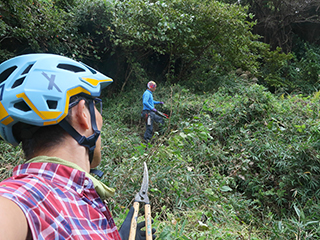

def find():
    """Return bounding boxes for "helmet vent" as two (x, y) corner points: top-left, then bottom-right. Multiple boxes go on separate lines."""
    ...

(84, 65), (97, 74)
(11, 77), (25, 89)
(14, 101), (31, 112)
(57, 64), (85, 73)
(47, 100), (58, 109)
(80, 62), (97, 74)
(22, 64), (34, 75)
(0, 66), (17, 84)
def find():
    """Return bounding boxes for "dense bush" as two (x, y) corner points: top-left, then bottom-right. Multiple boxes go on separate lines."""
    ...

(258, 40), (320, 94)
(110, 0), (295, 95)
(96, 77), (320, 237)
(1, 0), (298, 95)
(2, 79), (320, 238)
(0, 0), (72, 58)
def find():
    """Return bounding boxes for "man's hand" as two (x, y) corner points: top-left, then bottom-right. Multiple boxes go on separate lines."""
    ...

(152, 108), (157, 112)
(159, 102), (164, 105)
(118, 206), (156, 240)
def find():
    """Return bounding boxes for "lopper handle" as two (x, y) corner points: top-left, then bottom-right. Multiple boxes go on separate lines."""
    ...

(145, 204), (152, 240)
(129, 201), (140, 240)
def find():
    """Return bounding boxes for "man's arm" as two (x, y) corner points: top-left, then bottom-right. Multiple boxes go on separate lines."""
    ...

(0, 196), (30, 240)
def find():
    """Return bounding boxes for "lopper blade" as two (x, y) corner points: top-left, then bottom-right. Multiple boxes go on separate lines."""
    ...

(134, 162), (149, 203)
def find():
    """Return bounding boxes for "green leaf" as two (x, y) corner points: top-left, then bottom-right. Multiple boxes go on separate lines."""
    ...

(220, 186), (233, 192)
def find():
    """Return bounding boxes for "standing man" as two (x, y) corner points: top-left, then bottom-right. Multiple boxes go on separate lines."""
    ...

(142, 81), (164, 142)
(0, 53), (155, 240)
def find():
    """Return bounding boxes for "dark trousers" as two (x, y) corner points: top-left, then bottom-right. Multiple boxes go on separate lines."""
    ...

(141, 110), (164, 141)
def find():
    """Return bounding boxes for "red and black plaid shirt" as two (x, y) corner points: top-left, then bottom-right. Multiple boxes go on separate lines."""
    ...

(0, 162), (121, 240)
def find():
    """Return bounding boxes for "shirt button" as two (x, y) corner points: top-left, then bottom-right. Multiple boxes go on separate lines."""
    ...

(84, 179), (89, 186)
(77, 188), (82, 194)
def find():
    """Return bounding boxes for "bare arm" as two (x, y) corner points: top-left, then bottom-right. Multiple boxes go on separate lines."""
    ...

(0, 196), (30, 240)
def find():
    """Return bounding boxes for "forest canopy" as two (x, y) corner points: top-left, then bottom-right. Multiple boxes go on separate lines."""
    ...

(1, 0), (319, 94)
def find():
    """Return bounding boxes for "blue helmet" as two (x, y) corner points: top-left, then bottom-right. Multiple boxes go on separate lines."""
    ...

(0, 53), (112, 146)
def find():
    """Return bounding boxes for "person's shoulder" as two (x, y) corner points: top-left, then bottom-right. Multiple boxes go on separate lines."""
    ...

(0, 196), (30, 239)
(0, 170), (42, 186)
(0, 170), (49, 200)
(143, 89), (150, 96)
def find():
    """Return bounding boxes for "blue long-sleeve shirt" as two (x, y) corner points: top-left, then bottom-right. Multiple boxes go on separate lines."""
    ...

(142, 89), (160, 110)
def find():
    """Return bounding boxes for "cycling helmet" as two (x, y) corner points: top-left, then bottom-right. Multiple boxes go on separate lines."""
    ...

(147, 81), (156, 90)
(0, 53), (113, 149)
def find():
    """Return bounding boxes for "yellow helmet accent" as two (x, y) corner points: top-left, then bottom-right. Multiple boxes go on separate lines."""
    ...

(82, 78), (113, 86)
(0, 102), (10, 124)
(16, 87), (92, 124)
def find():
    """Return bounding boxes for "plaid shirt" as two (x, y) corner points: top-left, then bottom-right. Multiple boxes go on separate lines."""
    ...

(0, 162), (121, 240)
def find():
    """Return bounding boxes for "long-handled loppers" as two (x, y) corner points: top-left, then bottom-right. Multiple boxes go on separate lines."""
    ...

(129, 162), (152, 240)
(155, 110), (169, 119)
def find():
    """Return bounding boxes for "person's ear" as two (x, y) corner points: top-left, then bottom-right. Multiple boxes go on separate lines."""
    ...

(73, 100), (91, 131)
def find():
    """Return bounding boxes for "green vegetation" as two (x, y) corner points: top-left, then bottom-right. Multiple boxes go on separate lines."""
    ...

(1, 0), (308, 92)
(1, 0), (320, 239)
(3, 80), (320, 238)
(98, 80), (320, 239)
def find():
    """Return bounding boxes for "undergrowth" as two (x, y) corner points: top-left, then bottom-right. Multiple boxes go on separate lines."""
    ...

(1, 78), (320, 238)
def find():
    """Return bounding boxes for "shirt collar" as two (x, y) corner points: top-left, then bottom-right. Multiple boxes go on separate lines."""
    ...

(14, 156), (115, 200)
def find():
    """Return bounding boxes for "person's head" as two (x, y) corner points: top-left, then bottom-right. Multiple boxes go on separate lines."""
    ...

(147, 81), (157, 92)
(0, 53), (112, 166)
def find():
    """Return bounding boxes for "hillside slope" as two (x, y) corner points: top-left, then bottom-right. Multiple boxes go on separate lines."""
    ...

(1, 79), (320, 238)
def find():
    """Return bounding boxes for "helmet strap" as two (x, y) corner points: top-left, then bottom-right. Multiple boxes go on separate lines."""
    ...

(59, 100), (100, 164)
